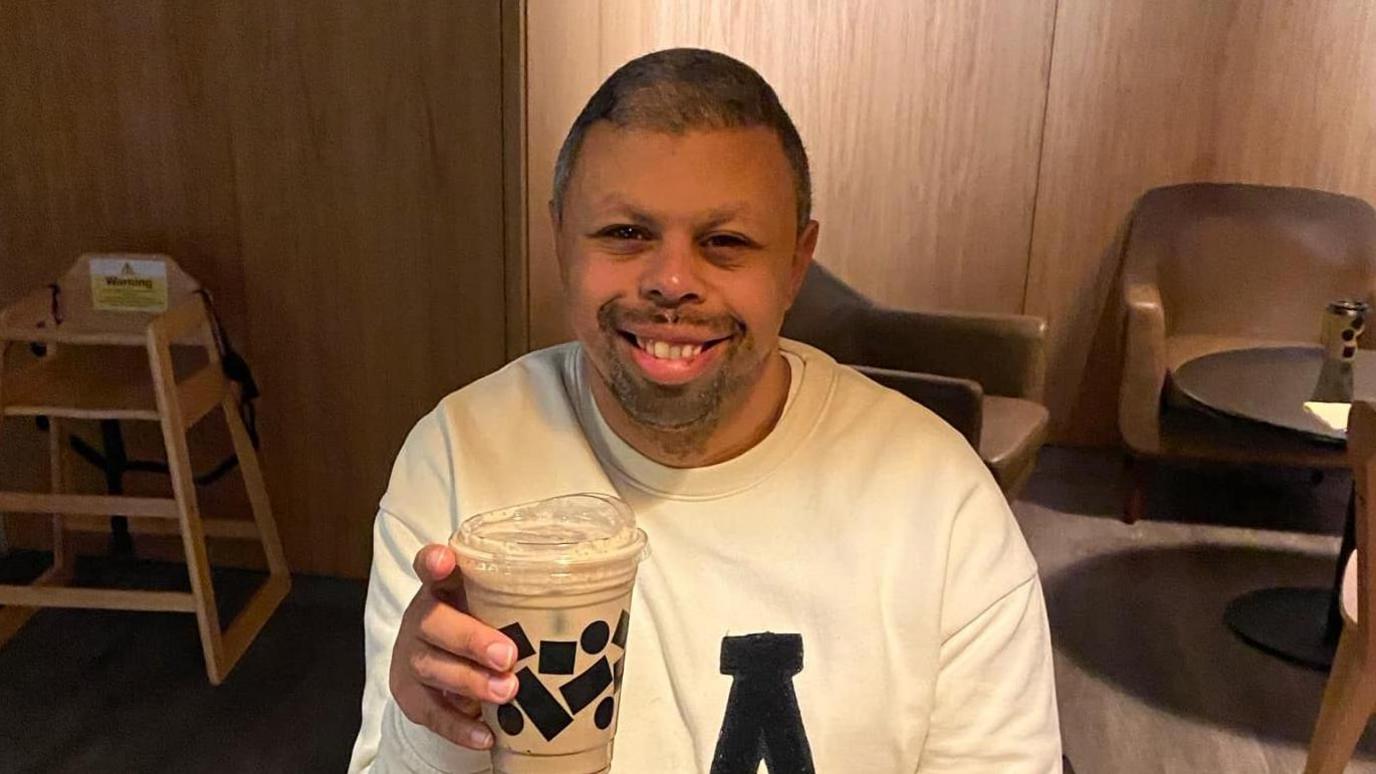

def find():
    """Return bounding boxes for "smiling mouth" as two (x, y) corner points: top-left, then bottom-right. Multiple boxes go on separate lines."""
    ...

(615, 330), (732, 361)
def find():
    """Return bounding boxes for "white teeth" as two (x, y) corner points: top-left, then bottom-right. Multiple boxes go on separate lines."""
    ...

(634, 337), (705, 359)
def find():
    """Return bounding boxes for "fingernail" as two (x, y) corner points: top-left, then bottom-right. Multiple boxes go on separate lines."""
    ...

(488, 674), (516, 702)
(486, 641), (516, 670)
(427, 550), (444, 574)
(469, 726), (493, 748)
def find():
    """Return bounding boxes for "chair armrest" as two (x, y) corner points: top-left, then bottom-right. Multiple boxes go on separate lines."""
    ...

(859, 307), (1047, 401)
(1120, 274), (1167, 454)
(852, 365), (983, 448)
(0, 287), (56, 342)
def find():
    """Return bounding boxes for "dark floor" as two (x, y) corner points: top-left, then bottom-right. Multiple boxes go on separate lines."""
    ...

(0, 556), (365, 774)
(1020, 448), (1376, 773)
(1, 449), (1373, 773)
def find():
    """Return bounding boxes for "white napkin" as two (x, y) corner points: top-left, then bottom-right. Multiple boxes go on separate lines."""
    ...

(1304, 401), (1352, 432)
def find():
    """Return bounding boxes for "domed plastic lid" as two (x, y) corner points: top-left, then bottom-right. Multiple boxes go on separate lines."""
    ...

(450, 493), (649, 577)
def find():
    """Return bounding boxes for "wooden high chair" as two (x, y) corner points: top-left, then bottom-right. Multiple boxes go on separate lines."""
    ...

(0, 254), (289, 684)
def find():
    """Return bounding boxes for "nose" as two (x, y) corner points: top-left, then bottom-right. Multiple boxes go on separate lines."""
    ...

(640, 237), (705, 308)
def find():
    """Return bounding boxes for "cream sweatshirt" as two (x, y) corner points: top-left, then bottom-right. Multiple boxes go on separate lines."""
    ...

(349, 339), (1061, 773)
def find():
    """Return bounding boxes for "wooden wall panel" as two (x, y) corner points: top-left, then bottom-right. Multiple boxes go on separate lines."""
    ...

(0, 1), (510, 577)
(1026, 0), (1376, 443)
(526, 0), (1058, 348)
(0, 3), (246, 326)
(0, 2), (250, 555)
(215, 1), (508, 578)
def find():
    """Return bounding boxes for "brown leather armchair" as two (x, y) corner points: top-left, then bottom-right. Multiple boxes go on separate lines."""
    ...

(1120, 183), (1376, 522)
(782, 263), (1049, 496)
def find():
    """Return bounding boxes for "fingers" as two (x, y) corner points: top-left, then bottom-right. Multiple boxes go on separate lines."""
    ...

(441, 690), (482, 718)
(413, 544), (457, 584)
(408, 641), (518, 704)
(399, 685), (495, 751)
(416, 600), (518, 673)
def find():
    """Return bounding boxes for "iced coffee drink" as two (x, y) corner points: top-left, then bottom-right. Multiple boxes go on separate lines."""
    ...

(450, 494), (649, 774)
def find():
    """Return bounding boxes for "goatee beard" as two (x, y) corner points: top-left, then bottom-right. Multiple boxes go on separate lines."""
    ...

(594, 301), (754, 437)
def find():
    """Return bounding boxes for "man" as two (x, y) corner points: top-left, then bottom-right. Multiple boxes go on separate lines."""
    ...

(350, 48), (1060, 772)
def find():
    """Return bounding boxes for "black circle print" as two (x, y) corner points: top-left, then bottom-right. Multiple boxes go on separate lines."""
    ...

(594, 697), (615, 730)
(497, 703), (525, 736)
(580, 620), (610, 654)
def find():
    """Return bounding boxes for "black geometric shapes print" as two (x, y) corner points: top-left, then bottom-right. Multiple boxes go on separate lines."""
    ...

(500, 622), (536, 660)
(496, 613), (628, 743)
(539, 640), (577, 675)
(594, 697), (615, 730)
(559, 657), (613, 714)
(709, 633), (816, 774)
(497, 704), (525, 735)
(513, 666), (573, 741)
(581, 620), (610, 653)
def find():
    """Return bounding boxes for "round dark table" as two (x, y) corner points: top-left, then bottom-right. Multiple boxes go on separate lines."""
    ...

(1173, 345), (1376, 670)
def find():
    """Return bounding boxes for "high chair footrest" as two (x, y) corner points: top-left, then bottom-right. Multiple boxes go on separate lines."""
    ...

(0, 585), (197, 612)
(0, 492), (178, 518)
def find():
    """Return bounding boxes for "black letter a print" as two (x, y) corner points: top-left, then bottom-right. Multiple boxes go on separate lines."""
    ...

(710, 633), (816, 773)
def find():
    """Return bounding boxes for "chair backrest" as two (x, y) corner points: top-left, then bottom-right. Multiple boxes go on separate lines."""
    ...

(1349, 401), (1376, 656)
(1128, 184), (1376, 342)
(780, 262), (872, 363)
(60, 253), (202, 328)
(0, 254), (204, 345)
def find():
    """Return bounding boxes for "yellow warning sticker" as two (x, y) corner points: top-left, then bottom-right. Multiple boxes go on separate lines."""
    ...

(90, 258), (169, 312)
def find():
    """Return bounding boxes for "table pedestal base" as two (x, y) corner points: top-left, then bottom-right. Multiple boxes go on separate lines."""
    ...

(1224, 587), (1338, 671)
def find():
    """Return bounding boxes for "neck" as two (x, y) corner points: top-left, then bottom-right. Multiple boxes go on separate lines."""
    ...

(588, 348), (792, 468)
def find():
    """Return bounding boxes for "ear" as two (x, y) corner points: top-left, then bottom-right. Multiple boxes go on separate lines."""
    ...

(785, 220), (819, 304)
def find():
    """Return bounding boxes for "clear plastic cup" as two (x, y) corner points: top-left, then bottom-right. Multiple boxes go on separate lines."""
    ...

(450, 494), (649, 774)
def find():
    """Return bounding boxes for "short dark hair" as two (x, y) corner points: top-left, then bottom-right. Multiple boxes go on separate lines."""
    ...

(552, 48), (812, 232)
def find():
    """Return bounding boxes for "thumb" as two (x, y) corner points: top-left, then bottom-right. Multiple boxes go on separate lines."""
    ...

(412, 544), (458, 584)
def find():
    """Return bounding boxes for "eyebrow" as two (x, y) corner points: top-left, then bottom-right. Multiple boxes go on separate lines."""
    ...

(590, 196), (755, 229)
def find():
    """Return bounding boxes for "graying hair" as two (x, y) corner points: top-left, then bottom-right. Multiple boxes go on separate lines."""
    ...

(552, 48), (812, 232)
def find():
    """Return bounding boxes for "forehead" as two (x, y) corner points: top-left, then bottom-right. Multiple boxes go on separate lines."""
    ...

(567, 124), (796, 221)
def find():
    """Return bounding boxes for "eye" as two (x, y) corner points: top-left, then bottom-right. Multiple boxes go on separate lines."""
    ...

(702, 233), (753, 249)
(595, 224), (652, 241)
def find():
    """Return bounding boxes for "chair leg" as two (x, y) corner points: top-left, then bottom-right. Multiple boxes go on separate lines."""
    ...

(223, 397), (288, 579)
(1305, 625), (1376, 774)
(147, 317), (288, 684)
(0, 406), (34, 642)
(48, 418), (71, 579)
(147, 336), (226, 684)
(209, 396), (290, 678)
(1124, 456), (1152, 524)
(0, 342), (8, 557)
(165, 427), (227, 683)
(0, 347), (23, 647)
(0, 415), (78, 648)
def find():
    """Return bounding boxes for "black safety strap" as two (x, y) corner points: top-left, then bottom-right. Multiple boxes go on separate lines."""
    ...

(196, 289), (260, 448)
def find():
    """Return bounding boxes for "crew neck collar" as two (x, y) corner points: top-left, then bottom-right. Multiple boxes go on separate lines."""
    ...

(568, 340), (835, 500)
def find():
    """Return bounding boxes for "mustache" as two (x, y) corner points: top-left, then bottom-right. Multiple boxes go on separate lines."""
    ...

(597, 301), (742, 337)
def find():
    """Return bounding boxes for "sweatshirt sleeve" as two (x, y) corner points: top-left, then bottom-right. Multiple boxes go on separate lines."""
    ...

(918, 474), (1061, 773)
(348, 409), (493, 774)
(918, 575), (1061, 773)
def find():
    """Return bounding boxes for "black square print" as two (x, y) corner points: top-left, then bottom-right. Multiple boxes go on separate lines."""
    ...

(539, 640), (577, 675)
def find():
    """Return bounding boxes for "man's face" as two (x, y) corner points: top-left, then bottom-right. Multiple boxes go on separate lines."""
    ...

(555, 124), (818, 432)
